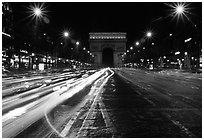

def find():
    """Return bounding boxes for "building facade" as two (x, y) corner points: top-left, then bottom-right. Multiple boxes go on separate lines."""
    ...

(2, 2), (14, 69)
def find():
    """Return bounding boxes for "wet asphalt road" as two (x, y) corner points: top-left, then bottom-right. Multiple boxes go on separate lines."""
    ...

(100, 73), (199, 138)
(3, 68), (201, 138)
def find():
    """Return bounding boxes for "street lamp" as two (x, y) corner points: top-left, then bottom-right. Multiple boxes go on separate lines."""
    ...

(136, 41), (140, 46)
(76, 41), (79, 46)
(166, 2), (190, 22)
(176, 5), (184, 14)
(26, 3), (49, 70)
(146, 31), (152, 38)
(27, 3), (47, 22)
(34, 7), (41, 16)
(64, 31), (69, 38)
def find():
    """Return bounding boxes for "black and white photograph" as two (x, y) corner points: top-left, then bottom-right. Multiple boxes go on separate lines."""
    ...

(2, 1), (202, 138)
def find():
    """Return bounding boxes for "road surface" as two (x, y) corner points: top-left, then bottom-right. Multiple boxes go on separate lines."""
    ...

(2, 68), (202, 138)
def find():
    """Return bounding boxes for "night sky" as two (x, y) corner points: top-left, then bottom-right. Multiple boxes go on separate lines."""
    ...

(11, 2), (202, 51)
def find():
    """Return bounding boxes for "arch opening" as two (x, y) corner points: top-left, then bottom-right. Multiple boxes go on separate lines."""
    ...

(102, 47), (114, 67)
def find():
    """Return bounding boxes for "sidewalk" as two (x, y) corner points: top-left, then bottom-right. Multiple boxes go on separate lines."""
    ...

(141, 67), (202, 74)
(2, 67), (89, 79)
(2, 68), (63, 78)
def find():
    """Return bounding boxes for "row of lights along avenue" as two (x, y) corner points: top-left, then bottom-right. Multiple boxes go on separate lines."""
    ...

(123, 3), (201, 70)
(2, 3), (94, 71)
(2, 2), (201, 71)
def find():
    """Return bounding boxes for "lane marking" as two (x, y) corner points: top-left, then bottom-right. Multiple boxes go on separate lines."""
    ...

(98, 100), (116, 136)
(43, 69), (108, 138)
(164, 113), (196, 138)
(60, 111), (81, 137)
(77, 71), (109, 137)
(59, 71), (110, 137)
(77, 68), (114, 137)
(98, 69), (116, 131)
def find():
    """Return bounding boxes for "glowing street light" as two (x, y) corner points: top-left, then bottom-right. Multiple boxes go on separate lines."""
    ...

(176, 5), (184, 14)
(166, 2), (191, 22)
(136, 41), (140, 46)
(64, 31), (69, 37)
(27, 3), (48, 22)
(34, 7), (41, 16)
(146, 31), (152, 38)
(76, 41), (80, 46)
(130, 46), (133, 50)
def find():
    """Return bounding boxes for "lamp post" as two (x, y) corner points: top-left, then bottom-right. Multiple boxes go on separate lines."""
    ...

(34, 7), (41, 17)
(76, 41), (79, 46)
(64, 31), (69, 38)
(27, 5), (43, 70)
(144, 31), (153, 67)
(136, 41), (140, 46)
(146, 31), (152, 38)
(75, 41), (83, 64)
(76, 41), (80, 59)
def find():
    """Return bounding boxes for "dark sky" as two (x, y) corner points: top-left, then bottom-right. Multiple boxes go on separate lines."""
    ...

(11, 2), (202, 49)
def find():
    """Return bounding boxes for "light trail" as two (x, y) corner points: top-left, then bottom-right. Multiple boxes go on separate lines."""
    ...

(77, 68), (114, 137)
(2, 69), (106, 138)
(59, 69), (110, 137)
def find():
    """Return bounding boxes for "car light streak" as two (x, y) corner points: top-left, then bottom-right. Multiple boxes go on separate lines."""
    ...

(77, 68), (114, 137)
(2, 78), (77, 109)
(2, 69), (107, 138)
(58, 68), (113, 137)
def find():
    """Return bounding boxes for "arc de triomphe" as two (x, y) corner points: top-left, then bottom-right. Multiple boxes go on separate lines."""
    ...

(89, 32), (127, 67)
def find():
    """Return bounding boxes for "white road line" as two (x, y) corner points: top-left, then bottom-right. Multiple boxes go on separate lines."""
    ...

(77, 71), (109, 137)
(98, 69), (115, 129)
(99, 100), (116, 134)
(60, 111), (81, 137)
(77, 68), (114, 137)
(59, 75), (106, 137)
(42, 69), (107, 138)
(164, 113), (196, 138)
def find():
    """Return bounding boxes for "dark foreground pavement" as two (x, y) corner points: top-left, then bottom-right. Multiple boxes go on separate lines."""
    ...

(98, 73), (200, 138)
